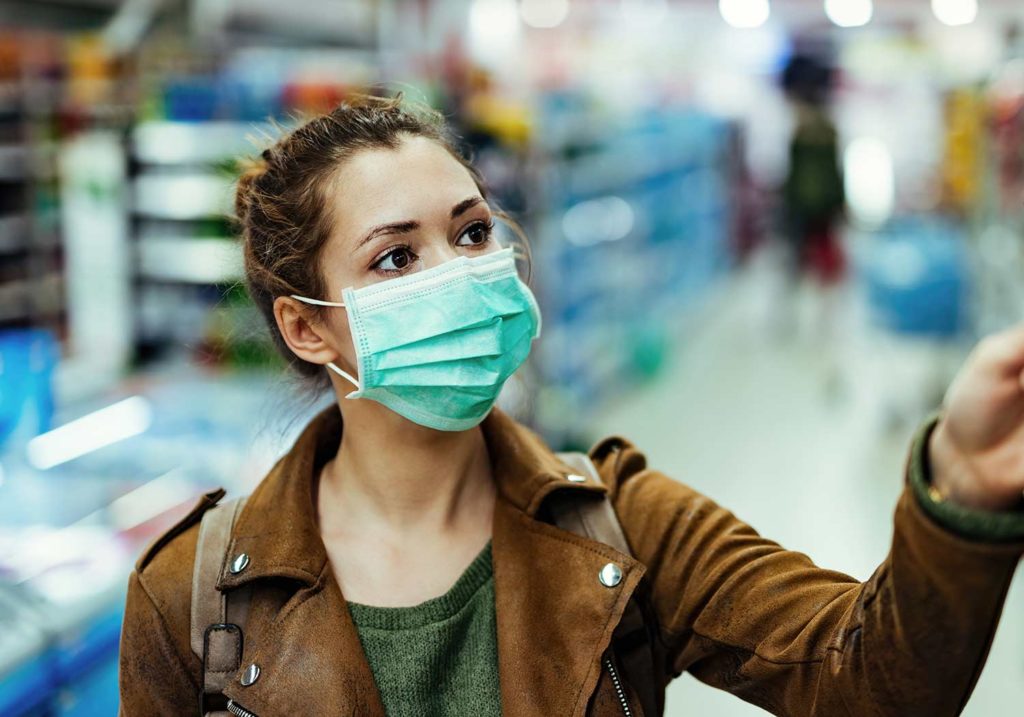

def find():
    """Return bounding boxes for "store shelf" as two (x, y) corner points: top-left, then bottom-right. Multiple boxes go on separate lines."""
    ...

(0, 214), (30, 253)
(0, 145), (29, 180)
(132, 173), (236, 220)
(131, 120), (274, 165)
(0, 38), (69, 340)
(527, 98), (737, 442)
(137, 236), (243, 284)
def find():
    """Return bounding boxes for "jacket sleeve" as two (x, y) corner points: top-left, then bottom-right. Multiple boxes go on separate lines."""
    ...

(612, 418), (1024, 717)
(118, 569), (201, 716)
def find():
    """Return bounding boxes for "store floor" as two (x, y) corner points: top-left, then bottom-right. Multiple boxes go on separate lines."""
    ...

(586, 248), (1024, 716)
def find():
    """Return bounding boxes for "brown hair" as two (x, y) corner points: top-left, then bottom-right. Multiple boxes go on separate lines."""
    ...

(232, 91), (532, 394)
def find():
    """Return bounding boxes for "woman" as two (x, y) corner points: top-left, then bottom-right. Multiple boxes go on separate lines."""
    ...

(118, 94), (1024, 717)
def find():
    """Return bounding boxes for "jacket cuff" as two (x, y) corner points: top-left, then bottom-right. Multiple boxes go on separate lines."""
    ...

(908, 411), (1024, 543)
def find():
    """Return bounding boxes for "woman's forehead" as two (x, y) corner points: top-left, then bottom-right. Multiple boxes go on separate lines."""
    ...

(328, 136), (481, 232)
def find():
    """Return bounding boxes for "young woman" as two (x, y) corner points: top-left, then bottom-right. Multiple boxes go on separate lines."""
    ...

(118, 94), (1024, 717)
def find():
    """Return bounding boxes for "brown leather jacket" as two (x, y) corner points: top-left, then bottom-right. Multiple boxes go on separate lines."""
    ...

(118, 403), (1023, 716)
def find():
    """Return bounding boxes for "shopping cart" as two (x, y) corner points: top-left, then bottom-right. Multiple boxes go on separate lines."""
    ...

(849, 215), (974, 431)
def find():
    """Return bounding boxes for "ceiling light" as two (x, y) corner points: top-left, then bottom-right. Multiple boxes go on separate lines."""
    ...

(932, 0), (978, 27)
(719, 0), (771, 30)
(825, 0), (873, 28)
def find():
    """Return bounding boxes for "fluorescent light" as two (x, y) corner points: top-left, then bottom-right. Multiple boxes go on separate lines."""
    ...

(932, 0), (977, 26)
(825, 0), (873, 28)
(521, 0), (570, 28)
(469, 0), (521, 69)
(562, 196), (635, 246)
(27, 396), (153, 469)
(719, 0), (770, 29)
(844, 137), (894, 227)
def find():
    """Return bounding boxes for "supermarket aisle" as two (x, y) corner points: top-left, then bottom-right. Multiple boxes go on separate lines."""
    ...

(585, 252), (1024, 716)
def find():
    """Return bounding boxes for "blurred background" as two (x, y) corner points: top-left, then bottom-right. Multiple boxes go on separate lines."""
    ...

(0, 0), (1022, 714)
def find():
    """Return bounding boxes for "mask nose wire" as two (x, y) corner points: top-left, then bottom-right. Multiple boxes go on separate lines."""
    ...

(288, 293), (361, 392)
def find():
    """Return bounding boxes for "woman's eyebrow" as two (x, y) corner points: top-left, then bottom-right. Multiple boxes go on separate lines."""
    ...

(353, 196), (486, 252)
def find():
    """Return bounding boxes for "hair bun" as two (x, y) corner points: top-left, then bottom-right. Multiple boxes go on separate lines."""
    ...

(234, 155), (268, 222)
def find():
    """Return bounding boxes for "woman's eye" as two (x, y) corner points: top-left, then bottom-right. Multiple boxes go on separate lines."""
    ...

(373, 246), (415, 273)
(456, 220), (495, 247)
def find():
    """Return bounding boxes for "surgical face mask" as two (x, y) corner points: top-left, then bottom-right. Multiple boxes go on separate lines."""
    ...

(289, 246), (542, 431)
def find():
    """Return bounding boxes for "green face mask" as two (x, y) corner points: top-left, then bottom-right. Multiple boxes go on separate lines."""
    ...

(290, 246), (542, 431)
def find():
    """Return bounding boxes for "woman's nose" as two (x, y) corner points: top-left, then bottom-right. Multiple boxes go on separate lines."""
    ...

(420, 242), (462, 269)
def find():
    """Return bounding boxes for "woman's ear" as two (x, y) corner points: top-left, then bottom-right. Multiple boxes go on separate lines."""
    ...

(272, 296), (341, 366)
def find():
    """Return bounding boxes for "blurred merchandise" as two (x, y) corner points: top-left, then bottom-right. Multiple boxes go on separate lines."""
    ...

(528, 94), (736, 444)
(0, 368), (313, 717)
(940, 88), (986, 217)
(0, 328), (58, 449)
(0, 31), (68, 344)
(57, 131), (131, 395)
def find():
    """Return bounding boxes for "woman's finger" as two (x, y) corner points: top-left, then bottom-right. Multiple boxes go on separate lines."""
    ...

(975, 323), (1024, 377)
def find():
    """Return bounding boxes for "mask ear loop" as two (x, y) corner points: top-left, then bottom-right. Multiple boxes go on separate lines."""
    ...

(289, 294), (361, 392)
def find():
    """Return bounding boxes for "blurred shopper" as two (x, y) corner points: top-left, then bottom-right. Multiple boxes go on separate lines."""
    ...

(118, 94), (1024, 717)
(776, 52), (849, 396)
(781, 53), (846, 289)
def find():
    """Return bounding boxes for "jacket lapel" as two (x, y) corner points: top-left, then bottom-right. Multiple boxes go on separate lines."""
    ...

(220, 564), (388, 717)
(492, 499), (645, 717)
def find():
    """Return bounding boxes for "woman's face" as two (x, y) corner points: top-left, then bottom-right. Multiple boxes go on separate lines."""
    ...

(279, 134), (502, 382)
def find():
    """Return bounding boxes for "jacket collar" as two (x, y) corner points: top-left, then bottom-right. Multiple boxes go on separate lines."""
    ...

(217, 402), (609, 591)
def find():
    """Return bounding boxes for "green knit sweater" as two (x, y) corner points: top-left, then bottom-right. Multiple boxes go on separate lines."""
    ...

(346, 541), (501, 717)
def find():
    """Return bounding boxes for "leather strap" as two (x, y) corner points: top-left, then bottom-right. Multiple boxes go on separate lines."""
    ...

(554, 452), (632, 555)
(552, 452), (660, 717)
(191, 495), (247, 657)
(190, 494), (250, 715)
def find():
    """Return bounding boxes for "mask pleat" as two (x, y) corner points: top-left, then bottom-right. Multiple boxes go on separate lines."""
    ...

(357, 277), (528, 353)
(370, 315), (534, 371)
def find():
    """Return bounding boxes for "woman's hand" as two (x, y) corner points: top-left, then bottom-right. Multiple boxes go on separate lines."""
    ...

(930, 324), (1024, 512)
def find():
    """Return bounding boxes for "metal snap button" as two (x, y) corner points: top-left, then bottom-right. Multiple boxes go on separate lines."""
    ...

(241, 663), (260, 686)
(230, 553), (250, 574)
(566, 473), (586, 483)
(599, 562), (622, 587)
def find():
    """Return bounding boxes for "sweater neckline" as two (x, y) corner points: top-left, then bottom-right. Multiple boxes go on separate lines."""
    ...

(346, 540), (493, 630)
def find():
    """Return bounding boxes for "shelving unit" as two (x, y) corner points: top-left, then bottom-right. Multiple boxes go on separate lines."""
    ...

(525, 92), (737, 442)
(0, 35), (67, 342)
(127, 118), (271, 362)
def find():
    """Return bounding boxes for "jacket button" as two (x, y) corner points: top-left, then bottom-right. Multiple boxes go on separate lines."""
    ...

(230, 553), (250, 574)
(598, 562), (622, 587)
(241, 663), (260, 686)
(566, 474), (586, 483)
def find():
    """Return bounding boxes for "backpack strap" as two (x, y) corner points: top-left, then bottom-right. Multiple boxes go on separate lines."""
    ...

(553, 451), (660, 717)
(191, 494), (251, 715)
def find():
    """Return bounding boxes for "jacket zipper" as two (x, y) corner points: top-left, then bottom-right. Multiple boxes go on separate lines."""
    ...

(226, 699), (259, 717)
(602, 653), (633, 717)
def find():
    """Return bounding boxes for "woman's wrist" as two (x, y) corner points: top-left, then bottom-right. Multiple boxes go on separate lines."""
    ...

(908, 414), (1024, 543)
(929, 417), (1024, 513)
